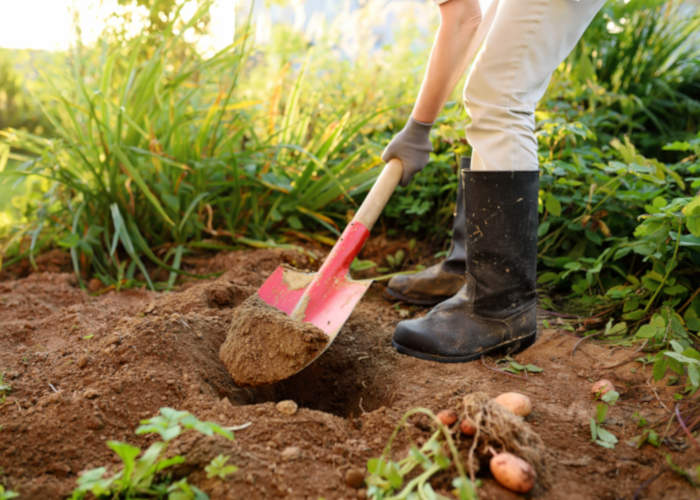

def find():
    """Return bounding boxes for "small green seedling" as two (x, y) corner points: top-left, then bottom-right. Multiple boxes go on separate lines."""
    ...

(350, 258), (377, 271)
(495, 356), (544, 376)
(71, 408), (234, 500)
(385, 250), (405, 270)
(0, 373), (10, 405)
(0, 485), (19, 500)
(205, 454), (238, 480)
(590, 390), (620, 449)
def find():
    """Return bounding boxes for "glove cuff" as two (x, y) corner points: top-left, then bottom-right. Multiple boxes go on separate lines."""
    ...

(409, 116), (434, 128)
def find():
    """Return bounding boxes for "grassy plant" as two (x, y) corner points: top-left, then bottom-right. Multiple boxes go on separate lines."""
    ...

(0, 2), (386, 287)
(71, 407), (234, 500)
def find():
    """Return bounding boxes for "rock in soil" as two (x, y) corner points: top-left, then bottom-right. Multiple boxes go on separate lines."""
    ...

(345, 469), (365, 488)
(276, 400), (299, 416)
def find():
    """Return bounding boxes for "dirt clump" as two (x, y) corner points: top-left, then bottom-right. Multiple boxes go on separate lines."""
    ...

(220, 294), (328, 387)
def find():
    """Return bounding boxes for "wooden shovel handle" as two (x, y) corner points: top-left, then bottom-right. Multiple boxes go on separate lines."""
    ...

(353, 158), (403, 231)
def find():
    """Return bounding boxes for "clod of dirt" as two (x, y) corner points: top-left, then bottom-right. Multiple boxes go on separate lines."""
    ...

(345, 469), (365, 488)
(276, 400), (299, 416)
(219, 294), (329, 387)
(462, 392), (551, 490)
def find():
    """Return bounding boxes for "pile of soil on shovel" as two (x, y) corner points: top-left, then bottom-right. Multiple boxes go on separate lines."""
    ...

(220, 294), (329, 387)
(0, 246), (698, 500)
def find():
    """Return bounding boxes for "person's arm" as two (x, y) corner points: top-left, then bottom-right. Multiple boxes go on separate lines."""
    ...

(382, 0), (499, 186)
(412, 0), (484, 123)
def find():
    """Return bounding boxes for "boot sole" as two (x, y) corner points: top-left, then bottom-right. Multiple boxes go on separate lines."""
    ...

(384, 288), (449, 307)
(392, 330), (537, 364)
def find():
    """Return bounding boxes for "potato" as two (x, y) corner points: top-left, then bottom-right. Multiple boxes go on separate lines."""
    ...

(436, 410), (458, 426)
(591, 379), (615, 397)
(490, 452), (536, 493)
(460, 418), (477, 436)
(494, 392), (532, 417)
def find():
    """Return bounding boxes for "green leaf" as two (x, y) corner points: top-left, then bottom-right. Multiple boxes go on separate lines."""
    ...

(132, 441), (167, 486)
(601, 390), (620, 404)
(687, 215), (700, 237)
(420, 483), (439, 500)
(590, 418), (597, 441)
(681, 348), (700, 361)
(73, 467), (114, 496)
(537, 271), (559, 284)
(386, 461), (403, 489)
(509, 361), (525, 371)
(684, 309), (700, 332)
(351, 259), (377, 271)
(546, 193), (562, 217)
(107, 441), (141, 483)
(58, 233), (81, 248)
(683, 196), (700, 216)
(653, 357), (668, 382)
(596, 427), (618, 445)
(636, 325), (660, 339)
(525, 364), (544, 373)
(670, 340), (684, 354)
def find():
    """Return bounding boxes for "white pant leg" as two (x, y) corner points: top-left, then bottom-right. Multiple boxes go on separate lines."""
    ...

(464, 0), (606, 171)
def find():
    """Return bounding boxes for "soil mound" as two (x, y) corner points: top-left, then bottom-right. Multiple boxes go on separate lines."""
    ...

(0, 246), (696, 500)
(220, 294), (329, 387)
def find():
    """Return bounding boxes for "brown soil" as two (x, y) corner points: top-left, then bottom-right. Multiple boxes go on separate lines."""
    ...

(220, 294), (329, 387)
(0, 245), (697, 500)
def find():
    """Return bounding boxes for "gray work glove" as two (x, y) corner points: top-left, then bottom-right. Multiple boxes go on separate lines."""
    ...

(381, 116), (434, 187)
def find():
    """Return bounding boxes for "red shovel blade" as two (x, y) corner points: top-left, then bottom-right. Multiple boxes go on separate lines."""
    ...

(258, 221), (372, 339)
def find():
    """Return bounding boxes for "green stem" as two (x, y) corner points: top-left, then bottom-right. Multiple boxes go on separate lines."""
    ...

(643, 217), (683, 314)
(387, 464), (440, 500)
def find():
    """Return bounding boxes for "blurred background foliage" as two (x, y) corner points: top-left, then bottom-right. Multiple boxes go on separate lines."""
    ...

(0, 0), (699, 356)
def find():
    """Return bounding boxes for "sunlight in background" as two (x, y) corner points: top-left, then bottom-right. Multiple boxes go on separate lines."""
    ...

(0, 0), (492, 53)
(0, 0), (237, 52)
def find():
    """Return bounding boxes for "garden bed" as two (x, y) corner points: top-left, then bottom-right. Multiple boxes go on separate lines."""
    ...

(0, 246), (696, 499)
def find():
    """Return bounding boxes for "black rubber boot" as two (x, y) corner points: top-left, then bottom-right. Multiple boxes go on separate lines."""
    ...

(392, 170), (539, 363)
(385, 158), (471, 306)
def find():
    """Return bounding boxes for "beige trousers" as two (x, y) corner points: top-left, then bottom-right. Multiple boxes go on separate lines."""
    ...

(462, 0), (606, 171)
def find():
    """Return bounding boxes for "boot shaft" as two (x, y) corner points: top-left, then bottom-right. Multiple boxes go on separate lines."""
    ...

(442, 157), (470, 274)
(461, 171), (539, 319)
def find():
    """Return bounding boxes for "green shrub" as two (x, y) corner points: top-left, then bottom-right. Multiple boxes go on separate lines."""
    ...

(564, 0), (700, 154)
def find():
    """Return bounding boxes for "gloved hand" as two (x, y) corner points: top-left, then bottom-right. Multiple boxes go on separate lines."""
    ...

(381, 116), (434, 187)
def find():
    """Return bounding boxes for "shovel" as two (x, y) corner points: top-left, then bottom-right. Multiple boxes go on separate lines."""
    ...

(257, 158), (403, 364)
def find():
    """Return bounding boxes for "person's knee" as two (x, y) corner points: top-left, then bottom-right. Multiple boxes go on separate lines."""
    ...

(463, 71), (496, 117)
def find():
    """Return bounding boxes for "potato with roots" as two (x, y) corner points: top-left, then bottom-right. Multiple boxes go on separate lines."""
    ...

(494, 392), (532, 417)
(437, 409), (458, 426)
(488, 446), (536, 494)
(460, 418), (477, 436)
(461, 392), (551, 491)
